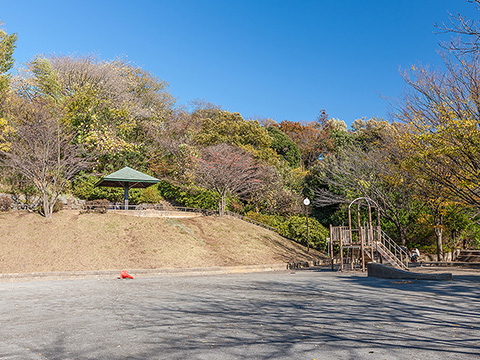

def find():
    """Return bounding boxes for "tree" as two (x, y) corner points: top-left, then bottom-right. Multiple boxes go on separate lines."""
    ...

(391, 3), (480, 255)
(313, 128), (422, 245)
(0, 22), (17, 104)
(14, 55), (175, 172)
(266, 126), (301, 168)
(436, 0), (480, 53)
(396, 52), (480, 210)
(247, 164), (302, 215)
(396, 121), (467, 260)
(351, 117), (395, 150)
(277, 120), (325, 168)
(193, 109), (274, 159)
(0, 101), (91, 218)
(192, 143), (264, 216)
(276, 111), (351, 168)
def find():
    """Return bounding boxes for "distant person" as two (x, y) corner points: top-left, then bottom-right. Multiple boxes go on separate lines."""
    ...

(410, 248), (420, 263)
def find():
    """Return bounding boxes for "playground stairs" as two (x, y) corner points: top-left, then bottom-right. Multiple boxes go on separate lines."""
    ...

(330, 225), (410, 271)
(372, 241), (409, 271)
(456, 250), (480, 262)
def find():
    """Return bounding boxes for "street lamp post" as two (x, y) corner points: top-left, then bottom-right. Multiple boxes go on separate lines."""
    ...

(304, 198), (310, 252)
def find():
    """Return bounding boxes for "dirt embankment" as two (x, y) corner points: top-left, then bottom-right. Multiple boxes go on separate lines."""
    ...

(0, 210), (325, 273)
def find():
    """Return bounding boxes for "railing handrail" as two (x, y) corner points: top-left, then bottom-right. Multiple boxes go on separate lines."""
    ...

(375, 241), (408, 270)
(380, 231), (409, 265)
(81, 202), (216, 214)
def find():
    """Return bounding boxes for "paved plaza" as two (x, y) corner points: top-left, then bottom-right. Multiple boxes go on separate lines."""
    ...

(1, 268), (479, 359)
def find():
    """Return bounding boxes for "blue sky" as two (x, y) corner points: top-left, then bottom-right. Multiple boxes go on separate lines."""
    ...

(1, 0), (478, 126)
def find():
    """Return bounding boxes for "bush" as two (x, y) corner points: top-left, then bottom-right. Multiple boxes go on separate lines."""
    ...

(130, 186), (163, 204)
(245, 211), (329, 251)
(278, 215), (329, 251)
(157, 180), (217, 210)
(0, 195), (12, 212)
(245, 211), (284, 228)
(72, 175), (124, 202)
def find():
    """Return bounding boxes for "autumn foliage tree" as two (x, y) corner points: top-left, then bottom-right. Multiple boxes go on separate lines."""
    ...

(277, 120), (325, 168)
(14, 55), (175, 172)
(192, 143), (264, 216)
(397, 54), (480, 210)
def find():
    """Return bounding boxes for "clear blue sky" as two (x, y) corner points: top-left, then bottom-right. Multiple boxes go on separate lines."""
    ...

(1, 0), (478, 125)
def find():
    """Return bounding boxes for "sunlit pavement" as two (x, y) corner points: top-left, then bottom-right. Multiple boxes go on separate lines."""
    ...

(1, 268), (479, 359)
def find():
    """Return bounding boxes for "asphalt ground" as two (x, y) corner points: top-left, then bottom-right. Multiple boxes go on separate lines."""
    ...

(1, 268), (479, 360)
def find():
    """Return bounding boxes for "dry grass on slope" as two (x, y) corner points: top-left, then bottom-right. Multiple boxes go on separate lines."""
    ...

(0, 210), (325, 273)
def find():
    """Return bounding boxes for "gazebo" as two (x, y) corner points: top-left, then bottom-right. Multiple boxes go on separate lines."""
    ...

(96, 166), (160, 209)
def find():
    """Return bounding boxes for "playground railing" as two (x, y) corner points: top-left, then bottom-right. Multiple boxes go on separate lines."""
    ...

(378, 231), (409, 269)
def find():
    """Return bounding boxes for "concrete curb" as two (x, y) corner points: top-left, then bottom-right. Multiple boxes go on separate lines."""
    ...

(0, 263), (300, 282)
(368, 262), (453, 281)
(417, 261), (480, 268)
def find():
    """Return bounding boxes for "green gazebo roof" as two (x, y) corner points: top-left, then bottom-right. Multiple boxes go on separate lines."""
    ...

(96, 166), (160, 189)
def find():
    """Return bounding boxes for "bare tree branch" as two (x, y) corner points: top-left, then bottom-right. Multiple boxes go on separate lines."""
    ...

(192, 143), (264, 216)
(0, 101), (91, 218)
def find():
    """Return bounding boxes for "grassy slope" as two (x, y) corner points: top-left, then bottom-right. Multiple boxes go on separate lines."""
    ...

(0, 211), (325, 273)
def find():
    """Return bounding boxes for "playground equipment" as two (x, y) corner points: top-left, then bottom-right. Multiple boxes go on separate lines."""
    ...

(329, 197), (409, 271)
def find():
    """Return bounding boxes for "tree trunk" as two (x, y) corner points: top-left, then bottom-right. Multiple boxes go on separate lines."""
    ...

(218, 194), (226, 217)
(43, 196), (53, 219)
(435, 216), (443, 261)
(452, 229), (457, 250)
(391, 218), (408, 246)
(398, 226), (407, 246)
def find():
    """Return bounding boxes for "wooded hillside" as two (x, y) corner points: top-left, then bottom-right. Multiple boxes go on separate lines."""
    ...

(1, 6), (480, 258)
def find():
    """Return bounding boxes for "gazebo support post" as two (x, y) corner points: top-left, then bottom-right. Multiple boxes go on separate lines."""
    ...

(124, 182), (129, 210)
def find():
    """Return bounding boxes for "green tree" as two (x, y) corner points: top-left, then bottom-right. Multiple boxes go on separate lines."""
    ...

(266, 126), (301, 168)
(313, 127), (423, 246)
(194, 109), (275, 160)
(0, 22), (17, 103)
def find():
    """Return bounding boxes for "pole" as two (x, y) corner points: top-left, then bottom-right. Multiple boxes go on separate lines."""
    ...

(358, 202), (365, 271)
(124, 182), (129, 210)
(348, 206), (353, 244)
(339, 225), (344, 271)
(306, 204), (310, 253)
(368, 203), (374, 262)
(329, 225), (334, 271)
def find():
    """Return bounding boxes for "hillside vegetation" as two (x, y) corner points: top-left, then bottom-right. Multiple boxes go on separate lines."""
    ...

(3, 8), (480, 263)
(0, 211), (325, 274)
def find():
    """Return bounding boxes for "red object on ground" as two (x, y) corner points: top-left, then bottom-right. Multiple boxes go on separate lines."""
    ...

(120, 270), (134, 279)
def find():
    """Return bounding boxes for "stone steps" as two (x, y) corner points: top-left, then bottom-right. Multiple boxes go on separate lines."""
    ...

(456, 250), (480, 262)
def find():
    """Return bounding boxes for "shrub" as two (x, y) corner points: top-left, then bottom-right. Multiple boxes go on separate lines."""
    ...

(0, 195), (12, 212)
(72, 175), (124, 202)
(278, 215), (329, 251)
(245, 211), (329, 251)
(157, 180), (217, 210)
(53, 200), (63, 213)
(36, 199), (64, 216)
(130, 186), (163, 204)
